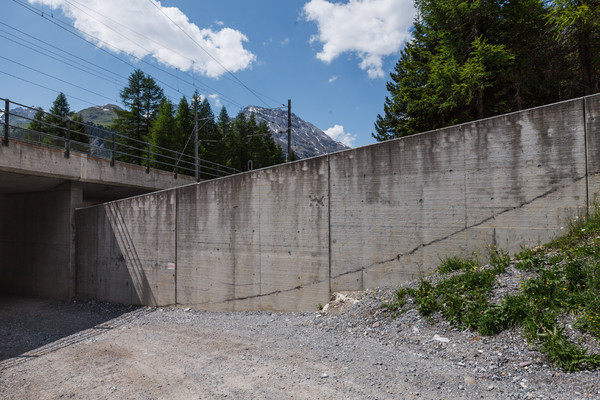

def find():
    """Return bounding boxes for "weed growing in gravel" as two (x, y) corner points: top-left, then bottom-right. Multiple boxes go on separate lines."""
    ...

(381, 288), (408, 317)
(382, 211), (600, 372)
(436, 256), (478, 274)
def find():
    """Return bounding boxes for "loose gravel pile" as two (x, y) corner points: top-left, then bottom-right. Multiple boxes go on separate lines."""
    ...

(315, 261), (600, 399)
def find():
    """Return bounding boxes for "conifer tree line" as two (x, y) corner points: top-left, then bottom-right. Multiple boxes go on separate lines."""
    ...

(26, 92), (89, 150)
(374, 0), (600, 141)
(111, 69), (285, 175)
(27, 69), (285, 176)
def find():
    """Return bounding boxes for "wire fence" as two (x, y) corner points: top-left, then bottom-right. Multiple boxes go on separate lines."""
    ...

(0, 97), (239, 180)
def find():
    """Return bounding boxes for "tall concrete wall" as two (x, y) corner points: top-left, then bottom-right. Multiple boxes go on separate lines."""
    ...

(175, 157), (329, 311)
(76, 191), (177, 306)
(77, 157), (330, 311)
(75, 94), (600, 311)
(330, 98), (588, 290)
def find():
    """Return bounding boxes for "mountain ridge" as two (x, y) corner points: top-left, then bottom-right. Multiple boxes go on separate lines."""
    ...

(243, 106), (350, 159)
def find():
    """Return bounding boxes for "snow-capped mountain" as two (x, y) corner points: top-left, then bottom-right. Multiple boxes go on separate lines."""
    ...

(243, 106), (349, 159)
(0, 106), (40, 126)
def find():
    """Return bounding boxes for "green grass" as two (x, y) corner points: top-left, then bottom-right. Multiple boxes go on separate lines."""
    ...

(382, 209), (600, 372)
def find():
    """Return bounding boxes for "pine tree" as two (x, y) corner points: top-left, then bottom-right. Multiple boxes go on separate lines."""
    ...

(196, 98), (222, 176)
(224, 112), (285, 172)
(149, 98), (177, 170)
(373, 0), (571, 141)
(25, 108), (46, 143)
(113, 69), (164, 164)
(69, 113), (89, 151)
(45, 92), (72, 145)
(548, 0), (600, 95)
(27, 93), (89, 149)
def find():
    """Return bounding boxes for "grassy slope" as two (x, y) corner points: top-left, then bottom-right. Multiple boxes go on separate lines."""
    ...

(383, 208), (600, 372)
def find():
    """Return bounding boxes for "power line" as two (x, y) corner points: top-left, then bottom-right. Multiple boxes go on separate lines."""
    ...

(62, 0), (251, 110)
(0, 54), (116, 103)
(8, 0), (280, 111)
(147, 0), (274, 108)
(0, 29), (128, 88)
(0, 70), (100, 107)
(10, 0), (241, 108)
(0, 21), (124, 82)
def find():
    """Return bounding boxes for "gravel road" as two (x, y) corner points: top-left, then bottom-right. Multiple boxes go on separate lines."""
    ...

(0, 290), (598, 400)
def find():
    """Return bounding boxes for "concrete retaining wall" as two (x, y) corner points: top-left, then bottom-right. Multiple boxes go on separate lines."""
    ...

(75, 94), (600, 311)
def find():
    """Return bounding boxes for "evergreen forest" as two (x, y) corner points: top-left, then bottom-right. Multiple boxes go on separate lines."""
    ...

(28, 70), (285, 177)
(374, 0), (600, 141)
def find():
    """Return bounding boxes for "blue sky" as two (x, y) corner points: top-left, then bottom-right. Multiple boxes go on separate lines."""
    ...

(1, 0), (415, 149)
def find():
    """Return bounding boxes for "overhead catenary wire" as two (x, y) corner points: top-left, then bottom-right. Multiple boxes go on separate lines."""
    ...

(0, 21), (124, 82)
(10, 0), (244, 109)
(147, 0), (275, 108)
(0, 29), (128, 88)
(6, 0), (287, 117)
(0, 54), (117, 104)
(0, 70), (101, 107)
(62, 0), (257, 111)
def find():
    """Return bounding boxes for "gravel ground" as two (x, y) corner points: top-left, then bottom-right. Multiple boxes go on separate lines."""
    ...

(0, 270), (598, 400)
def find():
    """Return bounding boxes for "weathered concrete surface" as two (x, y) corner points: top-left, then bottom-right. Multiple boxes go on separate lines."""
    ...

(176, 157), (330, 312)
(329, 128), (466, 291)
(76, 191), (177, 306)
(75, 94), (600, 311)
(0, 139), (194, 196)
(463, 100), (587, 255)
(586, 95), (600, 205)
(0, 181), (82, 299)
(330, 99), (589, 290)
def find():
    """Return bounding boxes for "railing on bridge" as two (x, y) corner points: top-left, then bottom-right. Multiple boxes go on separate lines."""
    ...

(0, 98), (239, 180)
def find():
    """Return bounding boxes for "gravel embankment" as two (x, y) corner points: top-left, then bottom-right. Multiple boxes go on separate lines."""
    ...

(0, 275), (598, 400)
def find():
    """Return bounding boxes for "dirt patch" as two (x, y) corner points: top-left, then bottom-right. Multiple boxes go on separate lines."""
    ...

(0, 295), (598, 399)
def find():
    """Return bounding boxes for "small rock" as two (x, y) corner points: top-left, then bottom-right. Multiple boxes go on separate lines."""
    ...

(372, 321), (380, 328)
(464, 376), (477, 385)
(320, 373), (329, 379)
(519, 361), (533, 368)
(432, 334), (450, 343)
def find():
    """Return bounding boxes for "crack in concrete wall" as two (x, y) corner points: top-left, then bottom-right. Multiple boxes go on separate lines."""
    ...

(75, 94), (600, 311)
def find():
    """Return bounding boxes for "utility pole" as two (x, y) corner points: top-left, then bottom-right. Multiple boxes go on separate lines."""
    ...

(287, 99), (291, 162)
(194, 97), (199, 181)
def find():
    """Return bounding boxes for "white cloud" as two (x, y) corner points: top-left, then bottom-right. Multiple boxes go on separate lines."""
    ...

(303, 0), (415, 78)
(324, 124), (357, 147)
(29, 0), (256, 79)
(208, 94), (222, 108)
(328, 76), (338, 83)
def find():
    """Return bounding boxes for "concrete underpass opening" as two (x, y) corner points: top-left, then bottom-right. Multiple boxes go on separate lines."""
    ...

(0, 170), (156, 300)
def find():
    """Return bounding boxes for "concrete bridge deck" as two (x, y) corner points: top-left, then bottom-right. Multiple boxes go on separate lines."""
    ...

(0, 138), (195, 204)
